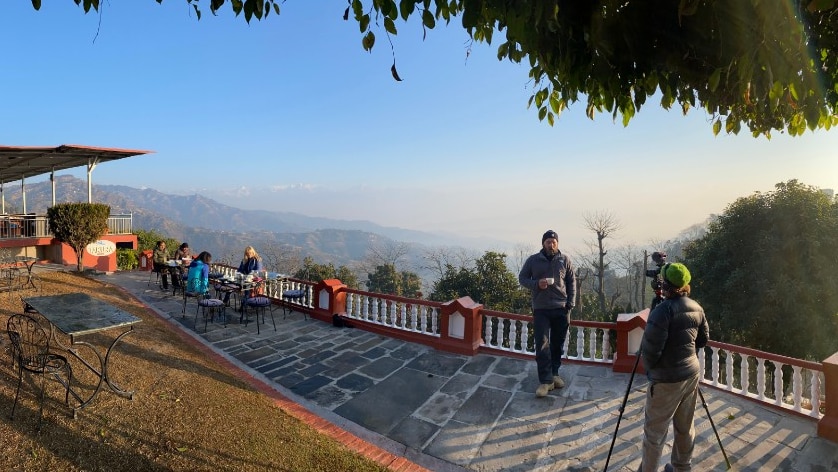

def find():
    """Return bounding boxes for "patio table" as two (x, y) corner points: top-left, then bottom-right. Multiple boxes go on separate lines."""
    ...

(23, 293), (142, 415)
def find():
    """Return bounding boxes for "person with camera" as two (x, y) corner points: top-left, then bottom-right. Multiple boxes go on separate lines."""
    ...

(518, 230), (576, 398)
(638, 262), (709, 472)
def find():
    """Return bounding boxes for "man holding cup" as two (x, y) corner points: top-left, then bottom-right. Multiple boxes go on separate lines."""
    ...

(518, 230), (577, 398)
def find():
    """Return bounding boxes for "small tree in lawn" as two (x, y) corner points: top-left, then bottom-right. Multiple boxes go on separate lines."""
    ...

(47, 203), (110, 272)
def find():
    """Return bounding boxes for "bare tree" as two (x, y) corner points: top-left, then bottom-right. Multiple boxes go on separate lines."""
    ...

(614, 244), (644, 312)
(260, 242), (304, 275)
(421, 246), (476, 281)
(583, 210), (622, 315)
(508, 242), (534, 276)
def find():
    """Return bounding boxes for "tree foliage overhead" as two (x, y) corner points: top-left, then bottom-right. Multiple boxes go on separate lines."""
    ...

(683, 180), (838, 360)
(52, 0), (838, 137)
(47, 202), (110, 272)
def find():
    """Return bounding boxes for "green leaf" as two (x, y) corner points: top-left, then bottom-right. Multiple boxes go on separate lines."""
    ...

(422, 8), (436, 28)
(708, 68), (721, 92)
(547, 112), (555, 126)
(362, 31), (376, 51)
(384, 17), (398, 35)
(360, 13), (370, 32)
(31, 0), (41, 10)
(462, 0), (482, 28)
(538, 107), (547, 121)
(713, 118), (722, 135)
(399, 0), (415, 21)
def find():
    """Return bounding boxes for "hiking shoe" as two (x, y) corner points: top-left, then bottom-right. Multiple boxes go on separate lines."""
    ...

(553, 376), (565, 389)
(535, 383), (554, 398)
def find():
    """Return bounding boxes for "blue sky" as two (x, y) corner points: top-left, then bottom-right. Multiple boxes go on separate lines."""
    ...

(1, 1), (836, 255)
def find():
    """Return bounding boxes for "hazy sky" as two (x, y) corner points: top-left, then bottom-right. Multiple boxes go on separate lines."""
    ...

(2, 2), (836, 255)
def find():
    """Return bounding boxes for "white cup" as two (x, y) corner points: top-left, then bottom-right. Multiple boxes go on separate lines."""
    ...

(545, 277), (555, 285)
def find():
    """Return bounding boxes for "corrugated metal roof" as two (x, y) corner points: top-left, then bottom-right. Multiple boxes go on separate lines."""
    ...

(0, 144), (153, 184)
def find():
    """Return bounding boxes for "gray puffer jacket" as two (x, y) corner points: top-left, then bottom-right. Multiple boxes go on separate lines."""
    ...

(641, 295), (709, 383)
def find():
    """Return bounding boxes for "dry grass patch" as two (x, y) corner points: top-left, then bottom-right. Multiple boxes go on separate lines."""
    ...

(0, 270), (389, 472)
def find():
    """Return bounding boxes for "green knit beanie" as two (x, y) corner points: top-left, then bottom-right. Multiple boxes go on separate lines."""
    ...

(662, 262), (691, 288)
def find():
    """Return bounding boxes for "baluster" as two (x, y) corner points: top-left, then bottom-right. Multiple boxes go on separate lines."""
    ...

(411, 304), (419, 331)
(508, 319), (518, 352)
(587, 328), (596, 361)
(792, 366), (803, 412)
(810, 370), (822, 418)
(345, 293), (354, 318)
(521, 322), (531, 353)
(431, 307), (439, 334)
(359, 294), (367, 320)
(711, 346), (720, 387)
(698, 346), (706, 381)
(483, 315), (494, 347)
(371, 297), (380, 323)
(773, 362), (785, 406)
(757, 358), (766, 401)
(389, 302), (397, 327)
(725, 350), (734, 391)
(740, 355), (750, 396)
(305, 285), (313, 307)
(419, 305), (427, 333)
(602, 329), (611, 361)
(574, 327), (583, 359)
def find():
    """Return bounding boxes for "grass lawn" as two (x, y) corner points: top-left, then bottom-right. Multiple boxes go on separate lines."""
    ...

(0, 270), (391, 472)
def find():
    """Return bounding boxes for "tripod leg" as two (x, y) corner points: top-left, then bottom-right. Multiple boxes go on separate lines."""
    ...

(604, 351), (642, 472)
(697, 387), (732, 470)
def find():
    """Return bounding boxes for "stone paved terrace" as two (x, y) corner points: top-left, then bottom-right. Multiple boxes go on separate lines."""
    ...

(100, 270), (838, 472)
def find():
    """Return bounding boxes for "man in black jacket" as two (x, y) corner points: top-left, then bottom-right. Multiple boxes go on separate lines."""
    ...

(639, 262), (709, 472)
(518, 230), (576, 398)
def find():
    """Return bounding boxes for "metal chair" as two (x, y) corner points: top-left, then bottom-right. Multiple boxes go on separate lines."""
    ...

(6, 313), (72, 431)
(195, 296), (226, 331)
(242, 296), (276, 334)
(282, 289), (308, 320)
(147, 266), (161, 287)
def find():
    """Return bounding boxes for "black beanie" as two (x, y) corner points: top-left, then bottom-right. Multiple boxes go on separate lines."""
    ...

(542, 230), (558, 243)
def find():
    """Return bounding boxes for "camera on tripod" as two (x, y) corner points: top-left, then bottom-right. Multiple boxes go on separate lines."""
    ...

(645, 251), (667, 284)
(645, 251), (667, 308)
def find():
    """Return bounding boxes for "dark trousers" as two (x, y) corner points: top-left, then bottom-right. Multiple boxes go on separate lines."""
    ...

(533, 307), (570, 384)
(153, 263), (181, 289)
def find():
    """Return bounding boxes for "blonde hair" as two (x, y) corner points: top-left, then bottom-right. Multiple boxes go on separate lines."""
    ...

(243, 246), (260, 261)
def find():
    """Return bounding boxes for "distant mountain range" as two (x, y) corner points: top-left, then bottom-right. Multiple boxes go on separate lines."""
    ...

(2, 175), (488, 269)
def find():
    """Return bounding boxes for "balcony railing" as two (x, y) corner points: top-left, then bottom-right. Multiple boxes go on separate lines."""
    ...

(194, 274), (835, 443)
(0, 213), (133, 239)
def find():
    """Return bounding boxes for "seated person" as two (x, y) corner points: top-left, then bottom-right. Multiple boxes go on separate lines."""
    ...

(186, 251), (212, 296)
(223, 246), (264, 307)
(152, 240), (175, 290)
(174, 242), (191, 261)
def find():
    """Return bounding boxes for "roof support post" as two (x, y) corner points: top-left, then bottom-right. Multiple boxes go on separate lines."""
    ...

(20, 176), (26, 214)
(87, 158), (99, 204)
(1, 182), (4, 214)
(51, 167), (56, 207)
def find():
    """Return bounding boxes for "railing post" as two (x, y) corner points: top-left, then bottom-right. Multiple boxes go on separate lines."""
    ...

(311, 279), (346, 323)
(613, 309), (649, 374)
(437, 297), (483, 356)
(818, 352), (838, 442)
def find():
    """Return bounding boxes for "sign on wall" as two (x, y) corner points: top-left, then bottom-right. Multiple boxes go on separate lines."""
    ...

(86, 240), (117, 257)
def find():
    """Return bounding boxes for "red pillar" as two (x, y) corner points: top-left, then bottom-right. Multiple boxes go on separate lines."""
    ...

(310, 279), (347, 323)
(818, 352), (838, 442)
(437, 296), (483, 356)
(613, 309), (649, 374)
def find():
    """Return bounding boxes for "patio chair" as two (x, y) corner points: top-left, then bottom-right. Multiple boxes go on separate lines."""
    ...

(147, 265), (161, 287)
(6, 313), (72, 431)
(282, 289), (308, 320)
(194, 296), (226, 332)
(242, 296), (276, 335)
